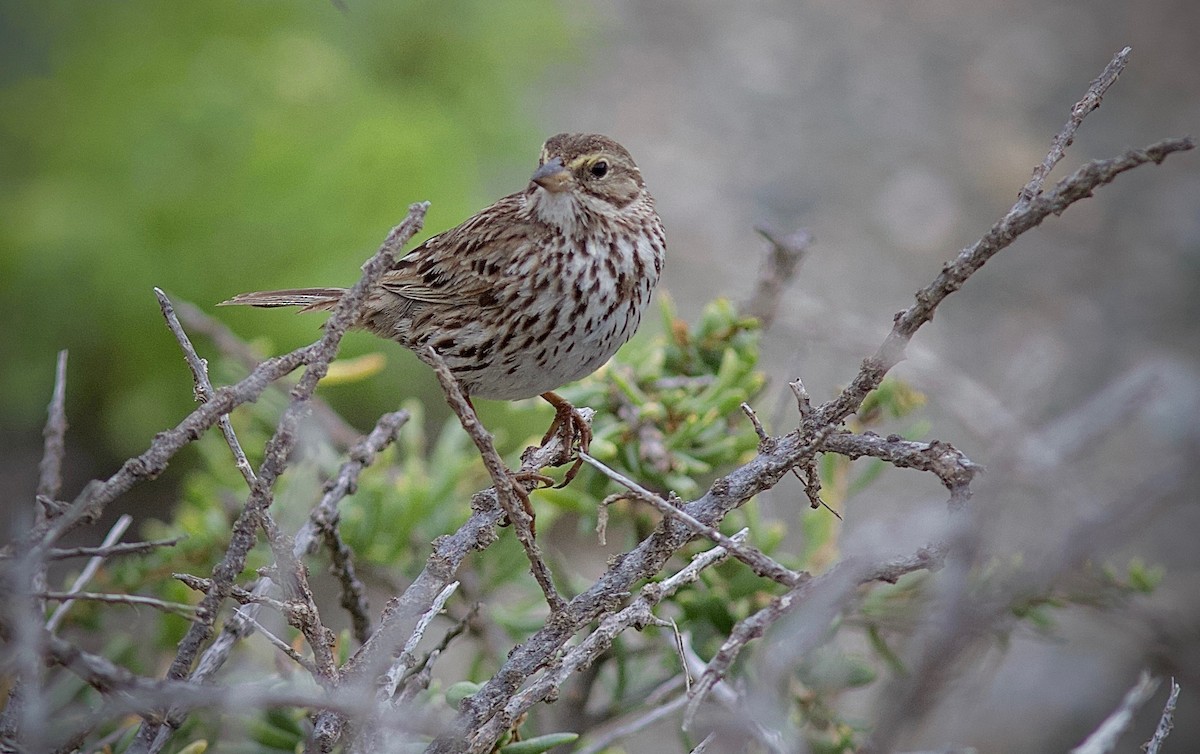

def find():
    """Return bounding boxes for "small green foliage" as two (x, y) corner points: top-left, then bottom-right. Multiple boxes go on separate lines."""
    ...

(797, 647), (877, 693)
(246, 708), (305, 751)
(444, 681), (483, 709)
(554, 295), (765, 502)
(1121, 557), (1165, 593)
(499, 732), (580, 754)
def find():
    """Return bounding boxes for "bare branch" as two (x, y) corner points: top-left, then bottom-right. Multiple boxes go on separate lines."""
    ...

(380, 581), (459, 701)
(469, 536), (743, 750)
(742, 226), (813, 328)
(129, 202), (429, 753)
(174, 298), (363, 448)
(298, 408), (410, 556)
(36, 350), (69, 502)
(8, 349), (73, 741)
(156, 287), (257, 487)
(39, 590), (198, 619)
(1144, 678), (1180, 754)
(1015, 47), (1130, 208)
(1069, 671), (1160, 754)
(295, 408), (410, 644)
(580, 452), (805, 588)
(813, 136), (1193, 431)
(418, 344), (566, 614)
(174, 573), (294, 614)
(685, 547), (945, 727)
(44, 536), (181, 561)
(45, 514), (133, 631)
(819, 432), (980, 509)
(248, 617), (321, 676)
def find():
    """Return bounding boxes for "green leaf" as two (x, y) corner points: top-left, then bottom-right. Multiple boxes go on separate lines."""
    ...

(499, 732), (580, 753)
(445, 681), (483, 709)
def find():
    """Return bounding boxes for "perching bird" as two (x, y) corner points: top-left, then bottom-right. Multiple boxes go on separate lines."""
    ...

(221, 132), (665, 482)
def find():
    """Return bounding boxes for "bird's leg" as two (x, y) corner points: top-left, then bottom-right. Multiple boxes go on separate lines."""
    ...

(539, 390), (592, 487)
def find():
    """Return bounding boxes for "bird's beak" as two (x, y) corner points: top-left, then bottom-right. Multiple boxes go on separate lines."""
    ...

(531, 157), (571, 193)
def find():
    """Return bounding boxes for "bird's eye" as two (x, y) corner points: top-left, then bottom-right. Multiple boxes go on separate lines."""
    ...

(590, 160), (609, 178)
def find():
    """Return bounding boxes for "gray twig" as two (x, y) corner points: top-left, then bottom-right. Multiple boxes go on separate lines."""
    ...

(248, 617), (322, 676)
(381, 581), (459, 701)
(174, 298), (363, 448)
(1069, 671), (1160, 754)
(44, 536), (181, 561)
(40, 589), (197, 618)
(45, 514), (133, 631)
(129, 202), (429, 753)
(156, 287), (257, 487)
(297, 408), (410, 644)
(579, 452), (805, 588)
(812, 138), (1192, 433)
(418, 344), (566, 614)
(742, 226), (814, 328)
(0, 350), (71, 748)
(1015, 47), (1130, 209)
(819, 432), (980, 510)
(174, 573), (293, 614)
(1144, 678), (1180, 754)
(683, 549), (945, 727)
(36, 350), (70, 502)
(469, 535), (744, 751)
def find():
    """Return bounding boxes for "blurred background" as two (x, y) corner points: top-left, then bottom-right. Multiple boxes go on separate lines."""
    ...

(2, 0), (1197, 751)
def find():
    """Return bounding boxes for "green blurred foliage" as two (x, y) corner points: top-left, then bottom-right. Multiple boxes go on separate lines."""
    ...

(0, 0), (577, 459)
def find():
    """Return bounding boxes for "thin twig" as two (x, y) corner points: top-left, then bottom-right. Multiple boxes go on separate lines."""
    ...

(418, 344), (566, 614)
(468, 536), (744, 750)
(1015, 47), (1131, 208)
(16, 343), (320, 557)
(174, 573), (294, 614)
(248, 617), (321, 676)
(1144, 678), (1179, 754)
(742, 226), (814, 328)
(296, 408), (410, 644)
(811, 137), (1193, 432)
(323, 524), (373, 645)
(45, 536), (181, 561)
(574, 693), (688, 754)
(395, 603), (480, 704)
(1069, 671), (1160, 754)
(579, 452), (805, 588)
(685, 547), (945, 726)
(7, 350), (74, 743)
(174, 298), (362, 448)
(39, 590), (197, 619)
(381, 581), (459, 701)
(819, 432), (980, 510)
(129, 202), (429, 754)
(36, 350), (70, 502)
(45, 514), (133, 631)
(157, 287), (257, 487)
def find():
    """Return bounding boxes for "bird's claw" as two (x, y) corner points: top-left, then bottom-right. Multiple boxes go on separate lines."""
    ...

(539, 392), (592, 488)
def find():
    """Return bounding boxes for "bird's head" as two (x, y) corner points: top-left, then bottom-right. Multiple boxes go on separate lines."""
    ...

(528, 133), (648, 228)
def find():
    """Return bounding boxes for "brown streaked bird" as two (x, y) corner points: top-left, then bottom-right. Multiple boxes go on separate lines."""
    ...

(221, 133), (665, 481)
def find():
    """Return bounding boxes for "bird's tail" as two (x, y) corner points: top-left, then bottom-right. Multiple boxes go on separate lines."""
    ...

(218, 287), (346, 313)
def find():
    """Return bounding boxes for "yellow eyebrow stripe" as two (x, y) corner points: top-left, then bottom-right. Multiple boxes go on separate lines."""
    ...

(568, 155), (601, 170)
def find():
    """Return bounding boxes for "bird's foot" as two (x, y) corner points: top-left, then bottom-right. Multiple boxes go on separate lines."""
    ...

(539, 391), (592, 488)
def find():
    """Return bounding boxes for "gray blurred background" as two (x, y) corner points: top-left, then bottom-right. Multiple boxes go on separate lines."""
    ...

(536, 0), (1199, 751)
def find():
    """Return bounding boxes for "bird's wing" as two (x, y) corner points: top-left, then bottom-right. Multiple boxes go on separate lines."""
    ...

(377, 192), (530, 307)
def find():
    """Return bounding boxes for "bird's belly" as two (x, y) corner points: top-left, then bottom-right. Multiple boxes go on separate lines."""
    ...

(457, 288), (647, 401)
